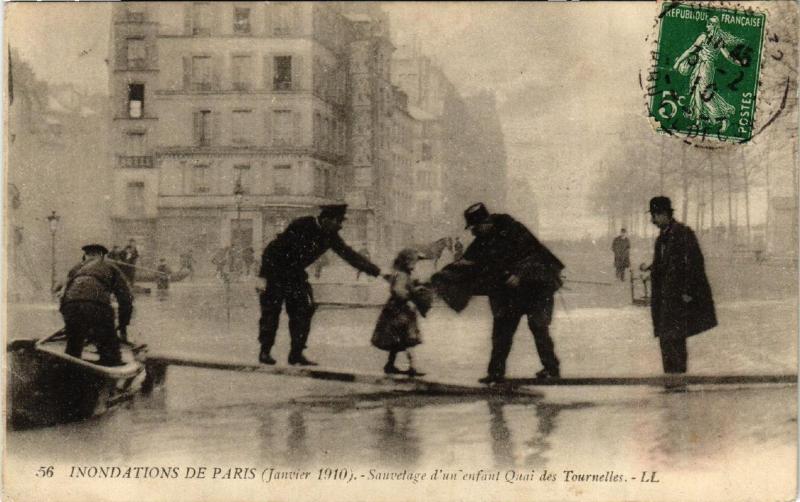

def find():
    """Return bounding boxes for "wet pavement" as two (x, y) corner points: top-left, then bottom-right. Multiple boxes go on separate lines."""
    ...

(5, 254), (798, 501)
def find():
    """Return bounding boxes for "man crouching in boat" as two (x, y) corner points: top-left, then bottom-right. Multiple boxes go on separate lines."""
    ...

(60, 244), (134, 366)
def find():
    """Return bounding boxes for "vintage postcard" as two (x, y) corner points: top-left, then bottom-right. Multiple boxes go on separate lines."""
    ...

(3, 2), (798, 501)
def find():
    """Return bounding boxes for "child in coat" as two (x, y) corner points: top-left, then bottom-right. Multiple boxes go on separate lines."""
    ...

(371, 248), (432, 376)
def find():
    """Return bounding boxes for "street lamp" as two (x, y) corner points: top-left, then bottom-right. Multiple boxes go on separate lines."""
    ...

(46, 210), (60, 297)
(233, 179), (244, 248)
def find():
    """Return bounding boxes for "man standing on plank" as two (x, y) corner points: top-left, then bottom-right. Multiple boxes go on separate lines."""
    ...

(648, 196), (717, 374)
(257, 204), (381, 366)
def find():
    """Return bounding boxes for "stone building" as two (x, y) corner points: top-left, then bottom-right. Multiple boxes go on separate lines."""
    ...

(109, 2), (373, 273)
(392, 40), (508, 238)
(8, 50), (110, 300)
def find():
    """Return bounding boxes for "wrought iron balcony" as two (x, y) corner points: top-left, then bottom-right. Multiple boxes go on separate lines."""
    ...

(118, 155), (154, 169)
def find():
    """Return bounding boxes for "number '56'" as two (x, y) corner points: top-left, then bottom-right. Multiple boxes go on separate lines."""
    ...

(658, 91), (687, 119)
(36, 466), (54, 478)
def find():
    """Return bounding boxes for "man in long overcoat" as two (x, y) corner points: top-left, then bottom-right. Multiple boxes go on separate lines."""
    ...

(258, 204), (381, 366)
(437, 203), (565, 384)
(611, 228), (631, 281)
(648, 196), (717, 374)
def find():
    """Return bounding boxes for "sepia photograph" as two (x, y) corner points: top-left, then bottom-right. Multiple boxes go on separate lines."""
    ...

(3, 1), (798, 501)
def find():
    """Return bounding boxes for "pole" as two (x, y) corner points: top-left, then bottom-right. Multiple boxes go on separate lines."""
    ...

(50, 229), (56, 297)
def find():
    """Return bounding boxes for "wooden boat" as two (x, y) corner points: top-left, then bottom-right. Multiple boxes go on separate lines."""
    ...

(6, 331), (147, 429)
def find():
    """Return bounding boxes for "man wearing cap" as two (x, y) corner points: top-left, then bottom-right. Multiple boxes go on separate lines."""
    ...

(648, 196), (716, 374)
(458, 202), (565, 383)
(60, 244), (134, 366)
(611, 228), (631, 282)
(257, 204), (381, 365)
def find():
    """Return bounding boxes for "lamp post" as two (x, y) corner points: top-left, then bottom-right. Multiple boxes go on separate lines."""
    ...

(233, 179), (244, 249)
(46, 210), (60, 298)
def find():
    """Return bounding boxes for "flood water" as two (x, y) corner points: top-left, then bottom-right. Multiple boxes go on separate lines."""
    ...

(5, 255), (798, 501)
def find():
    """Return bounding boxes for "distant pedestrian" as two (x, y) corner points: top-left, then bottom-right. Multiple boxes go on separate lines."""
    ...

(156, 258), (172, 290)
(372, 248), (431, 376)
(242, 246), (255, 276)
(211, 247), (229, 281)
(121, 239), (140, 285)
(108, 245), (123, 263)
(611, 228), (631, 281)
(179, 249), (195, 281)
(647, 196), (717, 375)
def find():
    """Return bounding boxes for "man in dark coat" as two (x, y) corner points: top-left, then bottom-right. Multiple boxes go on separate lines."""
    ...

(611, 228), (631, 281)
(258, 204), (381, 365)
(121, 239), (140, 285)
(444, 203), (565, 384)
(648, 196), (717, 374)
(60, 244), (134, 366)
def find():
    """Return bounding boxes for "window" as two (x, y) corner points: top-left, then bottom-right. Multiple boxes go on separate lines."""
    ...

(273, 56), (292, 91)
(125, 131), (146, 155)
(191, 56), (212, 91)
(272, 110), (292, 145)
(313, 112), (321, 149)
(233, 7), (251, 34)
(231, 55), (252, 90)
(127, 84), (144, 118)
(234, 164), (251, 193)
(192, 3), (212, 36)
(126, 39), (146, 69)
(232, 109), (252, 144)
(273, 164), (292, 195)
(422, 143), (433, 161)
(126, 4), (145, 23)
(192, 164), (210, 193)
(194, 110), (212, 146)
(126, 181), (146, 215)
(273, 4), (292, 36)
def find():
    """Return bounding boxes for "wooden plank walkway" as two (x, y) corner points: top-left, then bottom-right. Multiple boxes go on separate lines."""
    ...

(146, 353), (795, 395)
(508, 374), (797, 386)
(145, 353), (544, 398)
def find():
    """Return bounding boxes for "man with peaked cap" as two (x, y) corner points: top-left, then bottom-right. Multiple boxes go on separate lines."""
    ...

(446, 203), (565, 384)
(257, 204), (381, 365)
(647, 196), (716, 374)
(60, 244), (134, 366)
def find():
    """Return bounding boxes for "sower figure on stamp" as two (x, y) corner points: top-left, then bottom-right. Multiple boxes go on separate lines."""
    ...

(60, 244), (134, 366)
(258, 204), (381, 366)
(648, 196), (717, 374)
(612, 228), (631, 282)
(445, 203), (564, 384)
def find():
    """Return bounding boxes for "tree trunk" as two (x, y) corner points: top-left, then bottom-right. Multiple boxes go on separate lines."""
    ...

(709, 155), (716, 241)
(681, 147), (690, 223)
(726, 160), (733, 239)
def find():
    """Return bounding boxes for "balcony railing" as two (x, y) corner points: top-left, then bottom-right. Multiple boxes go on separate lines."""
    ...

(118, 155), (153, 169)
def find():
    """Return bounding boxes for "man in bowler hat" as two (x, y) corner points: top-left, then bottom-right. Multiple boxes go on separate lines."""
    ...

(458, 202), (565, 383)
(60, 244), (134, 366)
(258, 204), (381, 365)
(647, 196), (717, 374)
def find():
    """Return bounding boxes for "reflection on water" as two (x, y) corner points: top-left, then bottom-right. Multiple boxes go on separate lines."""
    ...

(6, 371), (795, 479)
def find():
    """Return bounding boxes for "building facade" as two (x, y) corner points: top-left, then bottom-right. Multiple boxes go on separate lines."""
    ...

(109, 3), (508, 272)
(109, 3), (369, 273)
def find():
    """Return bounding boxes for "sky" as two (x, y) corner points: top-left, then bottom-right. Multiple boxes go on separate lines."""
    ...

(5, 2), (781, 240)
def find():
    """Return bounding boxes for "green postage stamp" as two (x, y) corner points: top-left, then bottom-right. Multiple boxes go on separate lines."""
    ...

(649, 3), (766, 142)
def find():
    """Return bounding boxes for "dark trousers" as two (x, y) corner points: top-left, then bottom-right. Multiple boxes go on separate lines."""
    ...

(658, 334), (687, 373)
(487, 294), (559, 378)
(615, 266), (626, 281)
(61, 302), (122, 366)
(258, 279), (315, 358)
